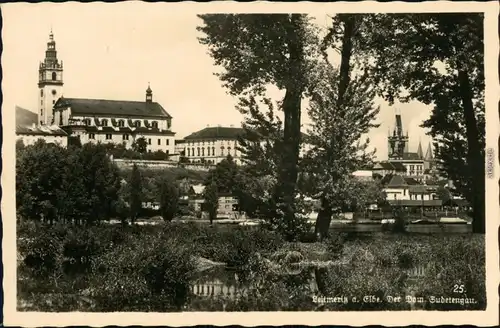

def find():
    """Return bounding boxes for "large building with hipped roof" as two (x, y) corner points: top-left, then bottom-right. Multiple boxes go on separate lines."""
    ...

(16, 30), (176, 156)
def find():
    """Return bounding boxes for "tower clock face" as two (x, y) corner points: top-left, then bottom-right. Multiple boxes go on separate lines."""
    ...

(52, 89), (57, 96)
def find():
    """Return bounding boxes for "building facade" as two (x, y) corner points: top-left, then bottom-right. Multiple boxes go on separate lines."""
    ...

(53, 87), (176, 155)
(182, 126), (244, 165)
(31, 30), (176, 155)
(16, 123), (68, 147)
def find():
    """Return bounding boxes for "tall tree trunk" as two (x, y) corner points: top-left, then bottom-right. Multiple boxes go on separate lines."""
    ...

(314, 197), (333, 241)
(274, 14), (305, 239)
(314, 15), (356, 240)
(457, 68), (485, 233)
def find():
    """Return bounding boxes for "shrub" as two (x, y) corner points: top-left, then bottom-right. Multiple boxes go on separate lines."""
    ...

(324, 233), (346, 259)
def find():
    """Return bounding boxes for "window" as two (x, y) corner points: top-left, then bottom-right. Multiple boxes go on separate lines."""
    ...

(166, 139), (169, 145)
(52, 100), (55, 104)
(135, 121), (141, 127)
(192, 148), (195, 156)
(148, 138), (151, 145)
(41, 100), (43, 105)
(118, 120), (125, 127)
(158, 139), (161, 145)
(102, 119), (108, 127)
(123, 134), (129, 141)
(187, 148), (191, 156)
(84, 119), (91, 125)
(51, 72), (57, 81)
(106, 134), (112, 140)
(89, 133), (95, 140)
(40, 109), (44, 116)
(197, 147), (200, 156)
(166, 150), (169, 155)
(152, 121), (158, 128)
(40, 89), (43, 97)
(202, 148), (205, 156)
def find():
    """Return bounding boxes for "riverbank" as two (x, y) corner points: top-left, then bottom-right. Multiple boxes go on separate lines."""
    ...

(17, 221), (485, 311)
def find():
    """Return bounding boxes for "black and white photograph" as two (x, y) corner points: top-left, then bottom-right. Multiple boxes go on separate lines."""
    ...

(2, 1), (499, 326)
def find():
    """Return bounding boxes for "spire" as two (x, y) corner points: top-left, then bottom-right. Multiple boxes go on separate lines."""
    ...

(424, 141), (434, 160)
(416, 139), (423, 159)
(146, 82), (153, 102)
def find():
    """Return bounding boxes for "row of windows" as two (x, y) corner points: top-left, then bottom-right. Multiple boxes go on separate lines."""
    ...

(186, 146), (238, 157)
(186, 140), (237, 146)
(83, 119), (160, 128)
(88, 133), (170, 145)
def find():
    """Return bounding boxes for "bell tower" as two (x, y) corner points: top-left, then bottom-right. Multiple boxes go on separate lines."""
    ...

(38, 29), (64, 125)
(387, 111), (409, 160)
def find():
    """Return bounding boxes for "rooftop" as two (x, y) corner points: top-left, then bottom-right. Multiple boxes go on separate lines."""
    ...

(16, 124), (67, 136)
(184, 126), (245, 140)
(54, 97), (172, 119)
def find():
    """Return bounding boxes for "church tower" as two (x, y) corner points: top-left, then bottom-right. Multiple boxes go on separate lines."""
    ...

(387, 111), (409, 160)
(38, 29), (64, 125)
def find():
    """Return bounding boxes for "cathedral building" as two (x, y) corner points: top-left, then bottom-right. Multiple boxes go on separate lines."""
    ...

(19, 30), (176, 155)
(373, 112), (436, 183)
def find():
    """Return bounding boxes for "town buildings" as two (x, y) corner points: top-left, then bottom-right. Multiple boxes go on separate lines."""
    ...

(16, 30), (176, 155)
(181, 126), (244, 165)
(378, 112), (437, 183)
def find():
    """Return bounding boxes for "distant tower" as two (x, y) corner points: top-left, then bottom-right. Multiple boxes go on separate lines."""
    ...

(416, 140), (424, 159)
(387, 111), (409, 160)
(38, 29), (64, 125)
(424, 141), (435, 170)
(146, 83), (153, 103)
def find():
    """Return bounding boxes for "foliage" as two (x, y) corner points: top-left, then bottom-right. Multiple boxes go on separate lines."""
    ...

(132, 137), (148, 154)
(128, 164), (143, 223)
(197, 14), (318, 239)
(18, 222), (485, 312)
(204, 154), (239, 194)
(354, 13), (485, 232)
(304, 61), (380, 238)
(203, 180), (219, 223)
(16, 140), (121, 225)
(436, 186), (452, 203)
(158, 177), (179, 222)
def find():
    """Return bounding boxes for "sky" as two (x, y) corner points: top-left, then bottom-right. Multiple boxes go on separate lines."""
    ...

(2, 2), (433, 160)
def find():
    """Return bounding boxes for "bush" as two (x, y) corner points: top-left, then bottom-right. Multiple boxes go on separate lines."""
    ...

(324, 233), (346, 259)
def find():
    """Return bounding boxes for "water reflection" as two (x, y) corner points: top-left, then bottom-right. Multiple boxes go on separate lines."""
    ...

(191, 263), (429, 301)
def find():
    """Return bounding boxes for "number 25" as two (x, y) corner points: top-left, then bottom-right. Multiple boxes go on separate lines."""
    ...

(453, 284), (465, 293)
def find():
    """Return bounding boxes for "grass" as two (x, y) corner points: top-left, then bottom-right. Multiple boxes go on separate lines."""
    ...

(17, 220), (486, 312)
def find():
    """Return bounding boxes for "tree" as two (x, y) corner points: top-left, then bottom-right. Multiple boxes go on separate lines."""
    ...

(304, 15), (380, 239)
(355, 13), (485, 233)
(77, 143), (122, 225)
(16, 141), (121, 225)
(16, 140), (67, 224)
(129, 164), (143, 224)
(132, 137), (148, 154)
(204, 154), (239, 194)
(436, 186), (452, 203)
(197, 14), (317, 238)
(158, 177), (179, 222)
(203, 180), (219, 224)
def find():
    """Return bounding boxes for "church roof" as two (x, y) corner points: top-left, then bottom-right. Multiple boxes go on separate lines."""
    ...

(184, 126), (246, 140)
(416, 141), (423, 159)
(16, 106), (38, 126)
(54, 97), (172, 119)
(424, 142), (434, 160)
